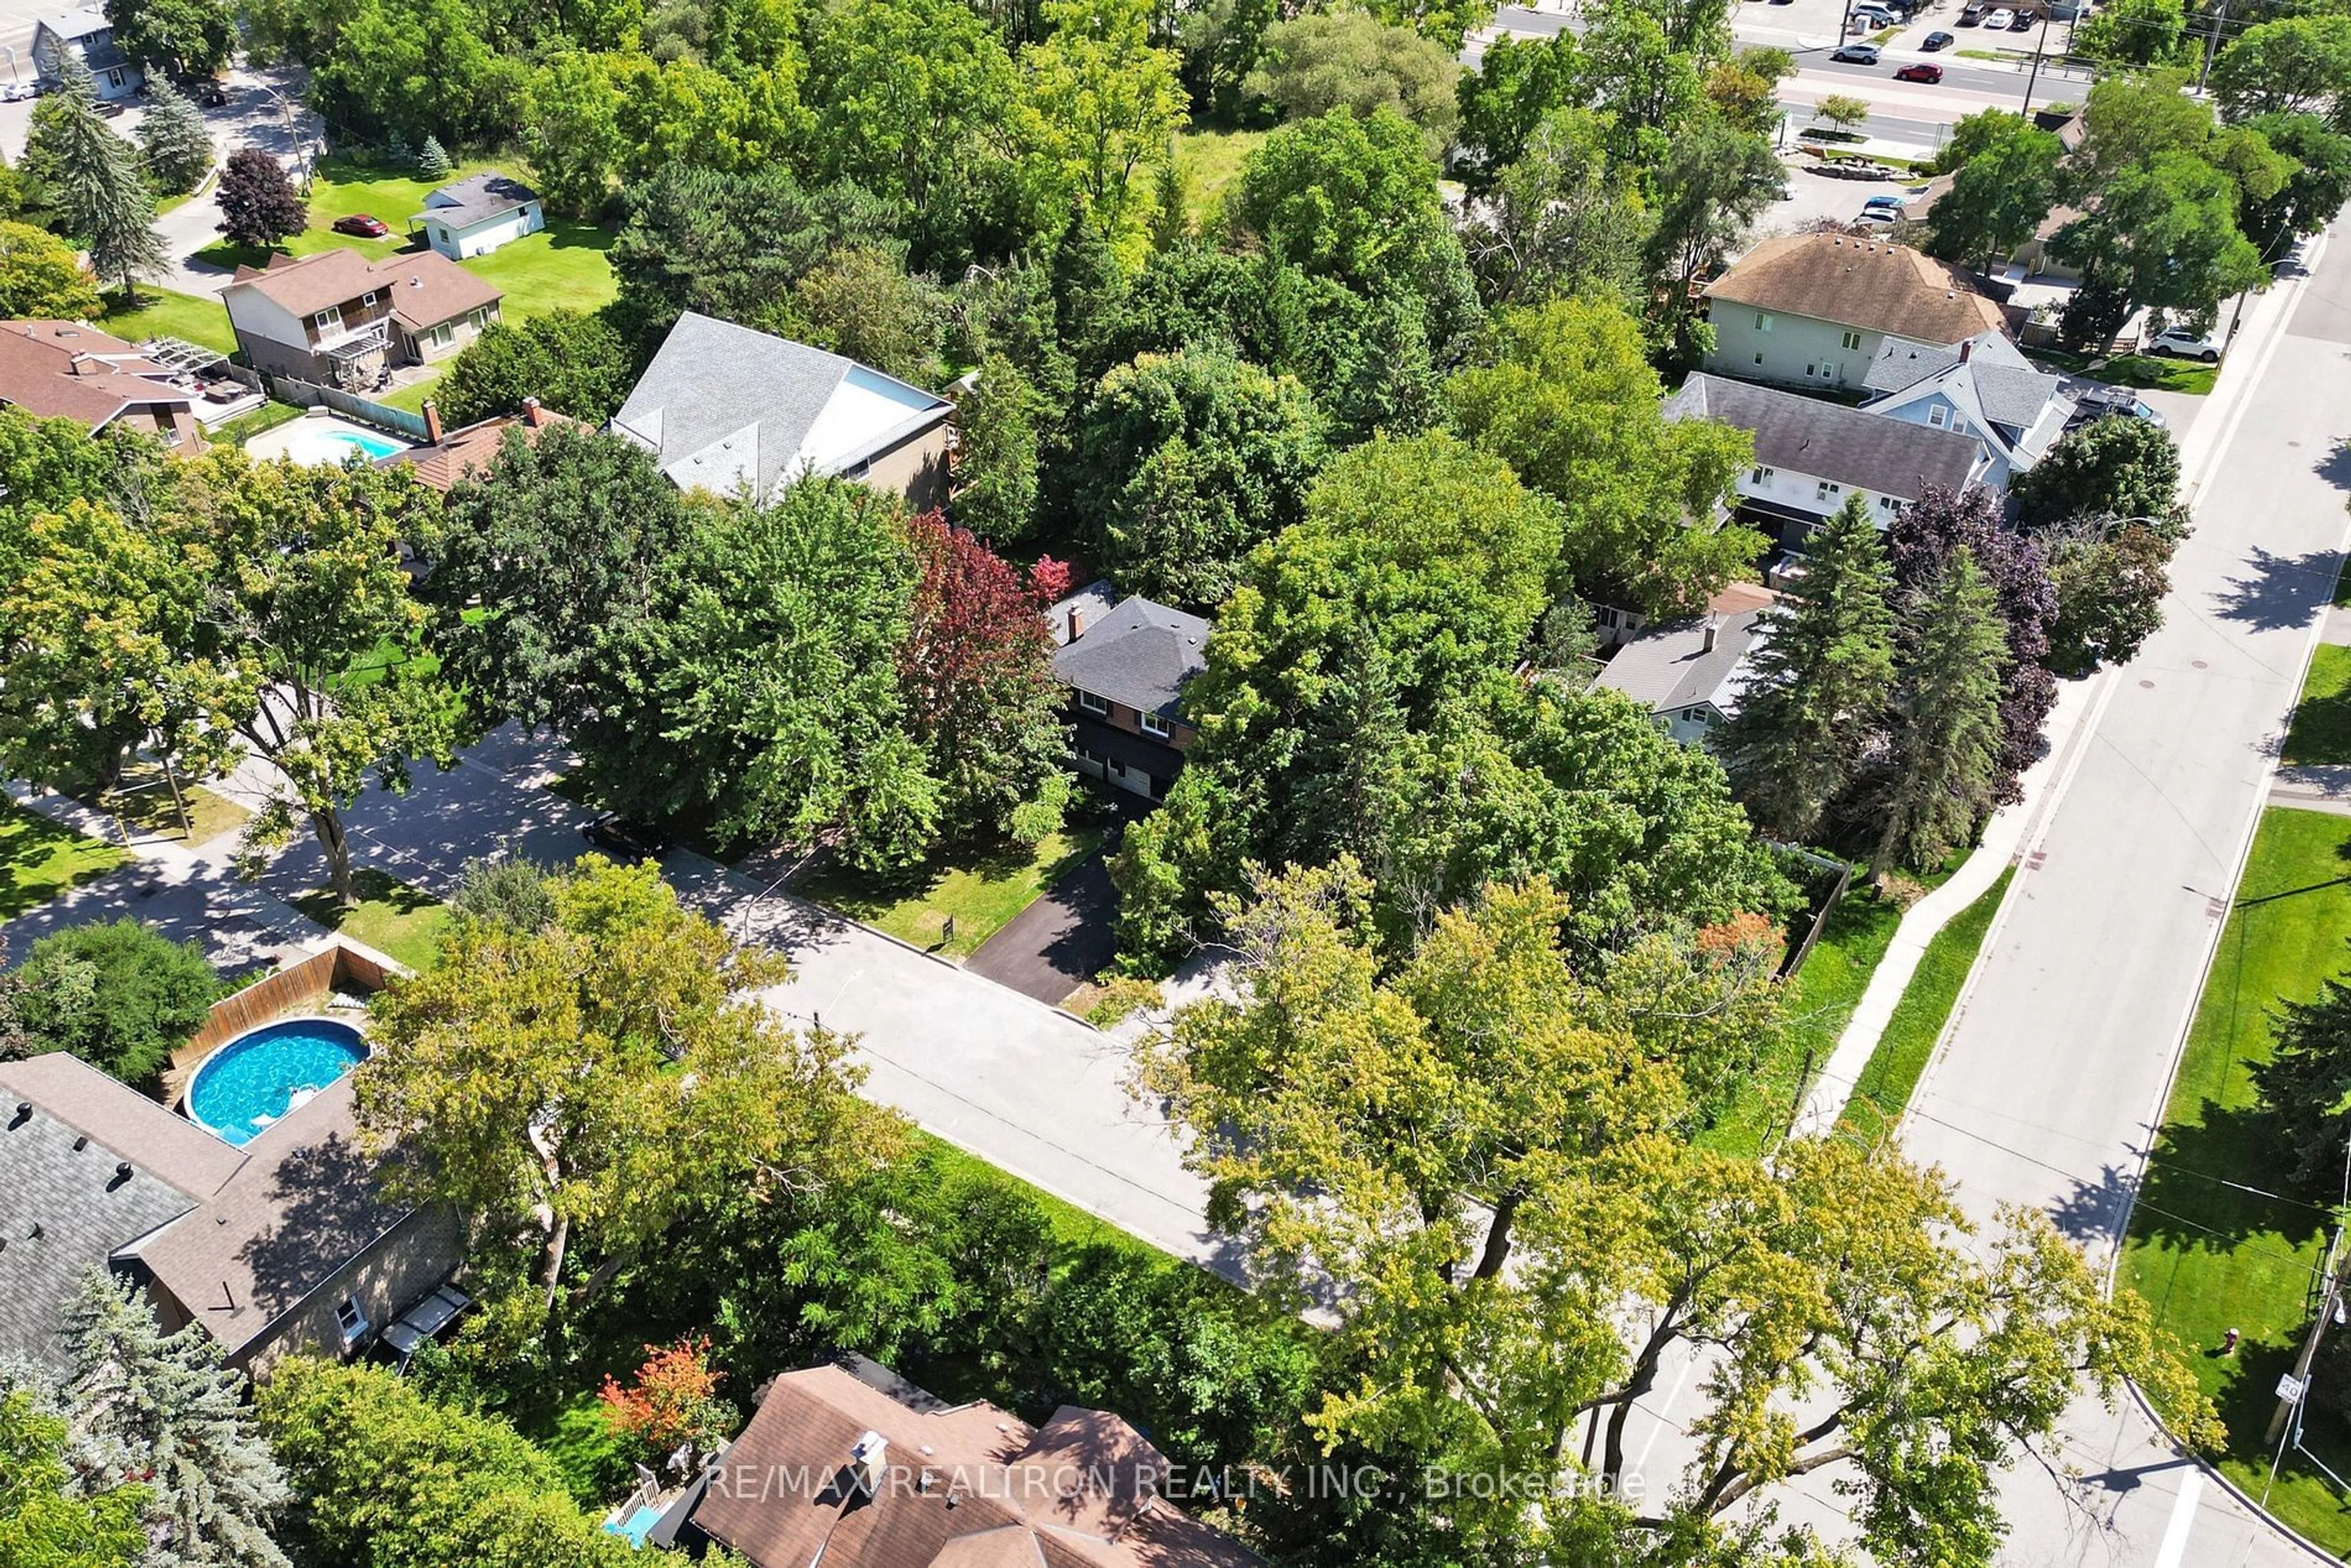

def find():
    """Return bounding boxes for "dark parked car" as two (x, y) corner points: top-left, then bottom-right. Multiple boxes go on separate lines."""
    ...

(1894, 62), (1945, 81)
(1958, 4), (1986, 20)
(197, 82), (230, 107)
(1831, 42), (1882, 61)
(1922, 29), (1955, 47)
(2069, 385), (2169, 430)
(2009, 10), (2038, 26)
(332, 214), (391, 238)
(581, 815), (673, 860)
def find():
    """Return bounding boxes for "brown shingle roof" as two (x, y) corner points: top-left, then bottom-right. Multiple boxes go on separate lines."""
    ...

(1703, 233), (2009, 345)
(0, 319), (198, 440)
(386, 403), (574, 493)
(694, 1364), (1259, 1568)
(227, 247), (501, 332)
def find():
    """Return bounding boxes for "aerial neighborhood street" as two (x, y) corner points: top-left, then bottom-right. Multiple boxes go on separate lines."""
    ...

(10, 0), (2351, 1565)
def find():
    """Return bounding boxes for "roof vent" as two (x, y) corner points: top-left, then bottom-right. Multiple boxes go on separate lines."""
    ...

(116, 1161), (133, 1180)
(27, 1222), (43, 1240)
(72, 1134), (88, 1152)
(9, 1102), (29, 1126)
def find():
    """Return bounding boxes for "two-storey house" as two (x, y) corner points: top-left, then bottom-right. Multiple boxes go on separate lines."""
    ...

(1663, 372), (1985, 553)
(0, 319), (204, 454)
(222, 248), (503, 391)
(1049, 583), (1208, 802)
(1701, 233), (2011, 392)
(31, 8), (140, 98)
(1859, 330), (2073, 489)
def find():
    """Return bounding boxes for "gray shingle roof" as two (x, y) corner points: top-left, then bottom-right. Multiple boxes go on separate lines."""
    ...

(1052, 595), (1210, 720)
(610, 312), (953, 503)
(415, 171), (539, 231)
(1665, 372), (1981, 500)
(1594, 607), (1772, 718)
(1861, 331), (2062, 432)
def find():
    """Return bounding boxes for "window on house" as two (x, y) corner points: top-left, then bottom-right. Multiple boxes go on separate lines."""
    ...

(1817, 480), (1841, 501)
(1750, 465), (1775, 484)
(1805, 362), (1817, 377)
(1928, 405), (1948, 427)
(105, 68), (123, 89)
(1878, 495), (1899, 510)
(1840, 331), (1863, 351)
(1951, 416), (1967, 435)
(1076, 689), (1110, 715)
(1139, 711), (1171, 738)
(1753, 352), (1765, 366)
(1755, 312), (1774, 332)
(426, 323), (452, 348)
(313, 308), (340, 332)
(361, 290), (378, 307)
(334, 1296), (367, 1346)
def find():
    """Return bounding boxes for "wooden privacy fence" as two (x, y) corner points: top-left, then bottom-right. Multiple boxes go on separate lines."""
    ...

(183, 941), (392, 1058)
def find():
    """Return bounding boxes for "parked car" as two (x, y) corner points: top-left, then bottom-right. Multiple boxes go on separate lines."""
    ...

(0, 81), (37, 102)
(1894, 62), (1945, 81)
(1856, 204), (1899, 224)
(2147, 325), (2223, 361)
(1852, 4), (1898, 21)
(196, 81), (230, 107)
(1862, 193), (1907, 211)
(581, 815), (674, 860)
(332, 214), (391, 238)
(1958, 2), (1985, 19)
(2070, 385), (2169, 429)
(1983, 7), (2015, 23)
(94, 99), (125, 118)
(2008, 10), (2038, 26)
(1922, 28), (1956, 46)
(1831, 42), (1883, 61)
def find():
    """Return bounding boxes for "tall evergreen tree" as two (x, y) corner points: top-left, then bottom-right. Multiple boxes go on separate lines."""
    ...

(60, 1271), (290, 1568)
(1722, 493), (1897, 842)
(36, 96), (167, 298)
(137, 80), (216, 195)
(416, 135), (453, 180)
(1870, 548), (2008, 882)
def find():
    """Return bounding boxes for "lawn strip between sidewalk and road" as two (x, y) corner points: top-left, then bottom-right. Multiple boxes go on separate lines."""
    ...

(1837, 869), (2013, 1142)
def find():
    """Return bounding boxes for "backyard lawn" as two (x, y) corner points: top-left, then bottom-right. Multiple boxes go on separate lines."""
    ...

(2284, 643), (2351, 766)
(96, 287), (238, 356)
(0, 797), (125, 921)
(793, 828), (1106, 960)
(2121, 805), (2351, 1551)
(1838, 869), (2013, 1141)
(1173, 129), (1265, 230)
(288, 868), (448, 970)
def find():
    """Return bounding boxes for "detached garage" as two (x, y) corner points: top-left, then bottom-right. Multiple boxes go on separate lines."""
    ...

(410, 171), (544, 260)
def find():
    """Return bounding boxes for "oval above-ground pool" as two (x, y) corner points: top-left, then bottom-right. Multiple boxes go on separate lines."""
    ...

(185, 1017), (367, 1146)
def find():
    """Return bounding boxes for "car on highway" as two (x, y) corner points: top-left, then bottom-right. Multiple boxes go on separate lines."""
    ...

(1922, 28), (1956, 45)
(1831, 42), (1882, 61)
(1893, 62), (1945, 81)
(2069, 385), (2168, 430)
(580, 814), (674, 860)
(1983, 7), (2014, 23)
(2146, 324), (2223, 361)
(332, 214), (391, 238)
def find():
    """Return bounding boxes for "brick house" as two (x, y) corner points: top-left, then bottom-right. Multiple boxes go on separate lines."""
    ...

(1048, 583), (1208, 802)
(222, 248), (502, 391)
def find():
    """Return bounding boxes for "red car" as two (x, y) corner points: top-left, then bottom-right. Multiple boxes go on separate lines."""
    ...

(331, 214), (390, 238)
(1893, 62), (1944, 82)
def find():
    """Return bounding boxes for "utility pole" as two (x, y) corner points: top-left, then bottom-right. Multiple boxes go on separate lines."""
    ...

(2199, 0), (2229, 92)
(2020, 8), (2053, 115)
(2266, 1228), (2348, 1452)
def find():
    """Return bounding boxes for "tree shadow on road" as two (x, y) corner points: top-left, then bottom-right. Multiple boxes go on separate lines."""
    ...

(2317, 437), (2351, 494)
(2213, 547), (2342, 633)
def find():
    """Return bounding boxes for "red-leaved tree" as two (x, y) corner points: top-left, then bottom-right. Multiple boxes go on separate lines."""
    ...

(598, 1337), (735, 1463)
(896, 512), (1071, 844)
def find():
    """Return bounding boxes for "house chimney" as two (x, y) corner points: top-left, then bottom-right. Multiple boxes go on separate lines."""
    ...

(850, 1431), (889, 1496)
(1068, 606), (1086, 641)
(522, 395), (544, 429)
(1700, 615), (1720, 655)
(1959, 337), (1973, 363)
(422, 399), (444, 445)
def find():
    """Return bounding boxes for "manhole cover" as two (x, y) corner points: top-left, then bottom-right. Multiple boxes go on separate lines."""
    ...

(2193, 659), (2209, 669)
(2140, 678), (2157, 688)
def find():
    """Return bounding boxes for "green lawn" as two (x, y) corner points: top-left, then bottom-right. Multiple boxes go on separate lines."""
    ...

(375, 375), (443, 414)
(61, 762), (247, 850)
(1706, 877), (1905, 1158)
(793, 828), (1105, 961)
(2121, 806), (2351, 1550)
(96, 287), (238, 356)
(288, 868), (449, 970)
(191, 156), (618, 330)
(2284, 644), (2351, 766)
(1839, 869), (2014, 1141)
(206, 400), (307, 445)
(2101, 353), (2221, 396)
(1173, 128), (1265, 231)
(0, 797), (126, 920)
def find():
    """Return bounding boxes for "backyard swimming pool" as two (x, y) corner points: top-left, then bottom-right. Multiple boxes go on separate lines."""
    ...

(185, 1016), (367, 1146)
(244, 413), (414, 468)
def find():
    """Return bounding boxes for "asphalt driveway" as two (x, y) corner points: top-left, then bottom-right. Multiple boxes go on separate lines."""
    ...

(965, 849), (1118, 1007)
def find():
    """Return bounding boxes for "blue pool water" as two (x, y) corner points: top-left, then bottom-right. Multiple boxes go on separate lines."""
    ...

(186, 1018), (366, 1146)
(323, 429), (407, 460)
(605, 1505), (663, 1548)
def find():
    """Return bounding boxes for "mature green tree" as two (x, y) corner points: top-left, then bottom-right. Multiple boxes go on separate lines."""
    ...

(0, 1382), (148, 1568)
(2052, 152), (2271, 348)
(1076, 346), (1326, 606)
(589, 481), (941, 864)
(1642, 114), (1783, 367)
(1017, 0), (1188, 246)
(31, 92), (166, 298)
(1871, 549), (2009, 880)
(1703, 43), (1794, 138)
(168, 452), (457, 909)
(2072, 0), (2187, 68)
(2240, 112), (2351, 254)
(1446, 297), (1758, 618)
(1578, 1), (1709, 165)
(896, 511), (1070, 843)
(432, 308), (639, 427)
(1721, 496), (1897, 844)
(108, 0), (238, 78)
(1243, 10), (1463, 151)
(1454, 30), (1586, 184)
(2042, 517), (2178, 673)
(135, 78), (216, 195)
(309, 0), (534, 146)
(2210, 15), (2351, 121)
(1924, 111), (2065, 272)
(213, 148), (306, 250)
(786, 243), (950, 385)
(424, 424), (688, 744)
(257, 1360), (640, 1568)
(2251, 957), (2351, 1192)
(59, 1272), (289, 1568)
(1139, 864), (2218, 1562)
(1229, 107), (1452, 307)
(1461, 106), (1651, 307)
(448, 853), (558, 933)
(2012, 415), (2183, 528)
(11, 919), (220, 1083)
(523, 50), (631, 216)
(359, 858), (904, 1340)
(0, 408), (165, 523)
(950, 354), (1044, 541)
